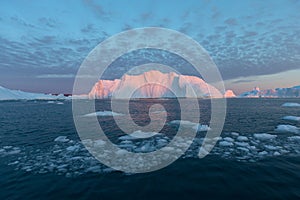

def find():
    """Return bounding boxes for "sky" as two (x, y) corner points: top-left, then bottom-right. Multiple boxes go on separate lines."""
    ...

(0, 0), (299, 94)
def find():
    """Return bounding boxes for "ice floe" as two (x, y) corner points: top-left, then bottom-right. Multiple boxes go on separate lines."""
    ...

(237, 136), (249, 142)
(282, 116), (300, 122)
(219, 141), (234, 147)
(282, 102), (300, 107)
(3, 129), (300, 177)
(54, 136), (70, 142)
(275, 125), (300, 134)
(83, 111), (125, 117)
(288, 136), (300, 141)
(119, 130), (160, 140)
(253, 133), (277, 141)
(170, 120), (211, 132)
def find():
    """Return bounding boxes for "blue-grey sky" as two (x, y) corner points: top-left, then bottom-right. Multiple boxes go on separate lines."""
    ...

(0, 0), (299, 94)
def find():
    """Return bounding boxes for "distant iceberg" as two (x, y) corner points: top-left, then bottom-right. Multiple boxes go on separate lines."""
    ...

(239, 85), (300, 98)
(0, 86), (67, 101)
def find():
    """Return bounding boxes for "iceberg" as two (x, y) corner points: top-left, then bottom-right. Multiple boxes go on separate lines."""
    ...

(88, 70), (225, 99)
(223, 90), (236, 98)
(0, 85), (67, 100)
(239, 85), (300, 98)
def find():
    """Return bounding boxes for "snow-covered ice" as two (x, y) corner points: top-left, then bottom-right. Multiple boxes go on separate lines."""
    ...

(192, 124), (211, 132)
(282, 116), (300, 122)
(253, 133), (277, 141)
(83, 111), (125, 117)
(54, 136), (70, 143)
(223, 137), (235, 142)
(275, 125), (300, 134)
(119, 130), (160, 140)
(3, 129), (300, 177)
(288, 136), (300, 141)
(170, 120), (210, 132)
(282, 103), (300, 107)
(237, 136), (249, 142)
(219, 141), (234, 147)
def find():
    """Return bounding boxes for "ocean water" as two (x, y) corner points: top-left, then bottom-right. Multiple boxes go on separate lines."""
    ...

(0, 98), (300, 199)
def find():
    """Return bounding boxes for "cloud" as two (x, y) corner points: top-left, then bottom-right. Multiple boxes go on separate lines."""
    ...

(82, 0), (110, 20)
(38, 17), (57, 28)
(224, 18), (238, 26)
(244, 31), (258, 37)
(36, 74), (98, 79)
(81, 24), (96, 33)
(232, 79), (255, 84)
(36, 74), (75, 78)
(10, 15), (35, 28)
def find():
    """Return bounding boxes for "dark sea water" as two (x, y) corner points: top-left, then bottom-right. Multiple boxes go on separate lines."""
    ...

(0, 98), (300, 200)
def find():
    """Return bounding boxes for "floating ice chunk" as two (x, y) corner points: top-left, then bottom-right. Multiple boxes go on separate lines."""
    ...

(219, 141), (234, 147)
(56, 102), (64, 105)
(213, 136), (222, 141)
(54, 136), (70, 142)
(237, 136), (248, 142)
(258, 151), (268, 156)
(282, 116), (300, 122)
(223, 137), (235, 142)
(254, 133), (277, 141)
(273, 152), (281, 156)
(170, 120), (210, 132)
(231, 132), (239, 137)
(162, 146), (174, 152)
(287, 136), (300, 141)
(119, 130), (160, 140)
(85, 166), (102, 173)
(6, 148), (21, 155)
(94, 139), (107, 147)
(237, 147), (249, 152)
(235, 142), (249, 147)
(84, 111), (125, 117)
(282, 103), (300, 107)
(170, 120), (197, 126)
(192, 124), (211, 132)
(66, 145), (80, 151)
(8, 161), (19, 165)
(47, 101), (55, 104)
(116, 149), (128, 156)
(264, 145), (278, 151)
(275, 125), (300, 134)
